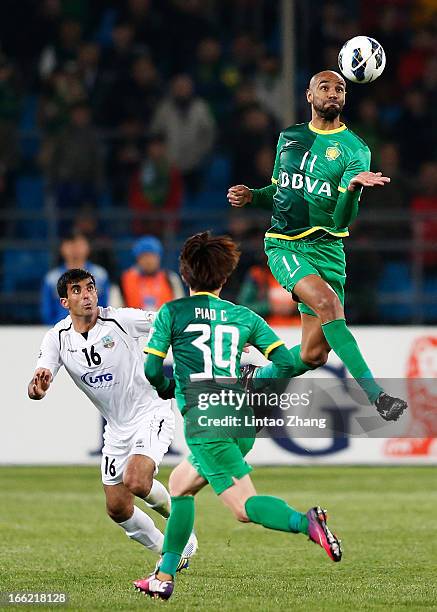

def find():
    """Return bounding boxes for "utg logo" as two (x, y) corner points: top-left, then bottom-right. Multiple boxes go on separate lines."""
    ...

(81, 371), (114, 388)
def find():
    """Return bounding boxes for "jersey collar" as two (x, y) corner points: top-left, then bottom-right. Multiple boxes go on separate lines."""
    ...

(308, 121), (347, 135)
(191, 291), (220, 299)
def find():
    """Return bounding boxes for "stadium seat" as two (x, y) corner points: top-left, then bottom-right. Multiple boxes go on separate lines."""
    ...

(14, 175), (47, 239)
(2, 249), (49, 294)
(377, 262), (413, 322)
(2, 249), (50, 322)
(16, 175), (44, 210)
(423, 277), (437, 321)
(19, 95), (40, 160)
(204, 154), (231, 191)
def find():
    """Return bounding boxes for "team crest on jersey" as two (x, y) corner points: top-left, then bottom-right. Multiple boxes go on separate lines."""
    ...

(102, 335), (115, 349)
(325, 145), (341, 161)
(145, 312), (155, 324)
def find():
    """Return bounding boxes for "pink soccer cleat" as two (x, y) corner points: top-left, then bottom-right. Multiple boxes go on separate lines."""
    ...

(133, 574), (174, 600)
(306, 506), (342, 562)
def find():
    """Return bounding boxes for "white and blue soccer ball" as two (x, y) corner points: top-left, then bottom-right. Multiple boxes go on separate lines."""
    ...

(338, 36), (386, 83)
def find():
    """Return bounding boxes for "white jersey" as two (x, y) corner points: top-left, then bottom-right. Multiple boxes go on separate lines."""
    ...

(36, 306), (162, 439)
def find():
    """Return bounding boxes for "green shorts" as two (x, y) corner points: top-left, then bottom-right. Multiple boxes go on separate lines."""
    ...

(187, 437), (254, 495)
(265, 236), (346, 317)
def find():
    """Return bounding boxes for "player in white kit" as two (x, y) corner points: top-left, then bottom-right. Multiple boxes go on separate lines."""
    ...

(27, 268), (197, 568)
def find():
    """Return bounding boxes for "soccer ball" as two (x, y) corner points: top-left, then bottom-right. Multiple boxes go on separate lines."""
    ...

(338, 36), (386, 83)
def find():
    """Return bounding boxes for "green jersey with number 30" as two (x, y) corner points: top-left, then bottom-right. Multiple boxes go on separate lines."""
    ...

(267, 121), (370, 241)
(145, 292), (284, 413)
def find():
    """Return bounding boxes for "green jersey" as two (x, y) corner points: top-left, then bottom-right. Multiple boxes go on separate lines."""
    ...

(267, 121), (370, 241)
(145, 292), (284, 414)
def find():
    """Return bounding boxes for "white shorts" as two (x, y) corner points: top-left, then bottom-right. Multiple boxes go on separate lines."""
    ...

(101, 400), (175, 486)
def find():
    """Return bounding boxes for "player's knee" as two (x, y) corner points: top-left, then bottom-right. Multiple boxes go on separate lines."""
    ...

(313, 292), (343, 321)
(168, 472), (182, 496)
(300, 347), (330, 368)
(123, 475), (153, 499)
(231, 505), (250, 523)
(169, 481), (189, 496)
(106, 501), (132, 523)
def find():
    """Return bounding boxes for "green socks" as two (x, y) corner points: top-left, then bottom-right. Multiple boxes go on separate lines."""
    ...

(322, 318), (383, 402)
(245, 495), (308, 534)
(160, 496), (195, 577)
(253, 345), (312, 389)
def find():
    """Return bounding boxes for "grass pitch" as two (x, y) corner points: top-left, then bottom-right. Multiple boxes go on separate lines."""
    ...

(1, 466), (436, 611)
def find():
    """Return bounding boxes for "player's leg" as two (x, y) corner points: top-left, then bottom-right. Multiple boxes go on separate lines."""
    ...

(260, 240), (406, 418)
(251, 243), (325, 386)
(134, 460), (206, 597)
(213, 447), (341, 562)
(104, 483), (163, 553)
(169, 458), (209, 496)
(249, 312), (330, 388)
(102, 440), (164, 553)
(219, 473), (308, 533)
(294, 274), (386, 401)
(125, 399), (176, 519)
(123, 454), (170, 518)
(128, 401), (198, 561)
(156, 461), (207, 579)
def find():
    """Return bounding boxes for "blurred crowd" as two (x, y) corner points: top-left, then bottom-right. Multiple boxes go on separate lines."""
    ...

(0, 0), (436, 324)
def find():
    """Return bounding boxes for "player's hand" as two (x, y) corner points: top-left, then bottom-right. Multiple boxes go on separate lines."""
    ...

(227, 185), (253, 207)
(28, 368), (51, 400)
(348, 171), (390, 191)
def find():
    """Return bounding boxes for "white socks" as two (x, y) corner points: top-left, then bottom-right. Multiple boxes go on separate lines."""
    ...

(144, 479), (171, 518)
(119, 506), (163, 554)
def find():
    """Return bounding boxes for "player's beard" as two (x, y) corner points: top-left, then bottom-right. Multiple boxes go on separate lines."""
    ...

(314, 99), (344, 120)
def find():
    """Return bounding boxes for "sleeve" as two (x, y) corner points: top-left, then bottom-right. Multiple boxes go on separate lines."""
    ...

(271, 132), (287, 184)
(36, 330), (62, 378)
(334, 146), (371, 228)
(338, 146), (371, 192)
(247, 311), (285, 359)
(144, 303), (172, 358)
(267, 343), (295, 376)
(250, 183), (276, 209)
(144, 353), (172, 396)
(114, 307), (156, 339)
(333, 188), (361, 228)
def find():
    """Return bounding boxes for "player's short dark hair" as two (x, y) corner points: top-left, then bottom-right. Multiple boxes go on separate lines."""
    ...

(179, 232), (240, 291)
(57, 268), (95, 298)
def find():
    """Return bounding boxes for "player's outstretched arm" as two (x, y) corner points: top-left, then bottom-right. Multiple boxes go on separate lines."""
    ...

(28, 368), (52, 400)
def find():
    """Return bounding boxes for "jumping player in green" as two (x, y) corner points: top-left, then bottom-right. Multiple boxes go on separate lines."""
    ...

(228, 70), (407, 421)
(133, 232), (342, 600)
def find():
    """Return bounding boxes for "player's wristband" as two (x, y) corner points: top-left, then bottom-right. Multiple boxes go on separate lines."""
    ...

(158, 379), (176, 400)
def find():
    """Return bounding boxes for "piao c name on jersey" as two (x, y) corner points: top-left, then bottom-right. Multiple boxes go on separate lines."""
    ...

(195, 307), (228, 321)
(80, 370), (118, 389)
(278, 171), (332, 196)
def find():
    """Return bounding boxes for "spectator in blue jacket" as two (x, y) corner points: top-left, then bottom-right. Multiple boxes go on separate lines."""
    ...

(40, 232), (110, 325)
